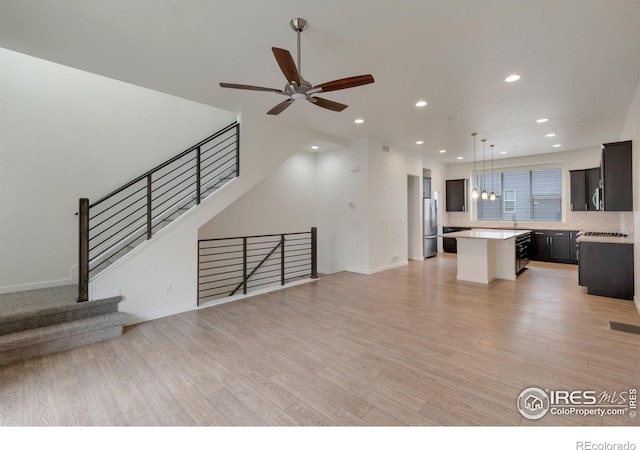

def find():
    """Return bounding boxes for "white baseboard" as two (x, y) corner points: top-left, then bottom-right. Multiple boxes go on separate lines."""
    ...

(344, 266), (370, 275)
(634, 295), (640, 316)
(457, 274), (494, 284)
(0, 276), (73, 295)
(345, 260), (408, 275)
(0, 265), (78, 295)
(124, 303), (195, 326)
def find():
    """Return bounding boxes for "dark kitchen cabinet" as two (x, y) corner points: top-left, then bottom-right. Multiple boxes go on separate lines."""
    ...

(601, 140), (632, 211)
(442, 226), (471, 253)
(569, 168), (601, 211)
(445, 179), (468, 212)
(532, 231), (549, 260)
(531, 230), (578, 264)
(579, 241), (634, 300)
(569, 170), (587, 211)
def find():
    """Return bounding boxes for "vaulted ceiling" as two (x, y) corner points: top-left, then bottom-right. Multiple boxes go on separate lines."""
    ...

(2, 0), (640, 162)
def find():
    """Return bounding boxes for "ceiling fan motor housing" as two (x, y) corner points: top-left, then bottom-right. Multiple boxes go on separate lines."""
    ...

(286, 80), (312, 99)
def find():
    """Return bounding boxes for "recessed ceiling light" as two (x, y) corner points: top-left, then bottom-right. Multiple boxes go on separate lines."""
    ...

(415, 100), (427, 107)
(500, 151), (507, 154)
(546, 133), (556, 137)
(456, 156), (464, 160)
(553, 144), (561, 148)
(536, 118), (548, 123)
(439, 149), (446, 153)
(311, 145), (319, 150)
(505, 74), (521, 82)
(416, 141), (424, 145)
(354, 118), (364, 124)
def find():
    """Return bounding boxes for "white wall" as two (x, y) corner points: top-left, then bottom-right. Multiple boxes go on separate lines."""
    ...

(0, 48), (235, 293)
(198, 136), (430, 276)
(444, 147), (634, 234)
(620, 78), (640, 312)
(91, 112), (335, 323)
(198, 152), (316, 239)
(315, 139), (369, 274)
(367, 139), (423, 273)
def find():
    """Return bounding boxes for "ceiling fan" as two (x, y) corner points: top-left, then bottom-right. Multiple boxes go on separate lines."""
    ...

(219, 18), (375, 115)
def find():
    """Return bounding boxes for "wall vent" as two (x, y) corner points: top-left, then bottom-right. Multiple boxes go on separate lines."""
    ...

(391, 255), (399, 264)
(382, 145), (390, 152)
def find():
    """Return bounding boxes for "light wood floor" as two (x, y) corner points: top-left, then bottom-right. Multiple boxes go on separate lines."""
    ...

(1, 255), (639, 426)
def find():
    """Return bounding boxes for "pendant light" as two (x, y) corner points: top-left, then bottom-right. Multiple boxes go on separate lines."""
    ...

(471, 132), (479, 199)
(481, 138), (488, 200)
(489, 144), (496, 201)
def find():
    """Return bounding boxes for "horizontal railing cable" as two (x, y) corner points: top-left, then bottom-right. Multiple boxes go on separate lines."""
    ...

(77, 122), (239, 301)
(197, 228), (318, 305)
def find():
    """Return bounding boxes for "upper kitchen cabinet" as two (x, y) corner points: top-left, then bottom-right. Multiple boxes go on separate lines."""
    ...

(445, 179), (468, 212)
(569, 167), (600, 211)
(601, 140), (632, 211)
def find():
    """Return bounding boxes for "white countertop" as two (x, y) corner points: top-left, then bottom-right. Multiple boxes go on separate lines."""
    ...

(442, 228), (532, 240)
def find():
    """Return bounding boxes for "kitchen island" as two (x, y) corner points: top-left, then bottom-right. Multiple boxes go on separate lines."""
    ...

(442, 229), (532, 284)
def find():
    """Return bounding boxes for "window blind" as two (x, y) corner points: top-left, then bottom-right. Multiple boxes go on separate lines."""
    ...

(477, 168), (562, 222)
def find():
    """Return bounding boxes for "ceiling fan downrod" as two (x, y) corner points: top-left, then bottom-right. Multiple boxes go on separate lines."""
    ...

(290, 18), (307, 76)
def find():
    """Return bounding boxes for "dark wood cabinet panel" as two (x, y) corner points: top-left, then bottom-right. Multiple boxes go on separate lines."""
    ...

(445, 179), (467, 212)
(602, 140), (632, 211)
(579, 242), (634, 300)
(570, 167), (601, 211)
(549, 234), (571, 261)
(442, 226), (471, 253)
(531, 232), (549, 260)
(569, 170), (587, 211)
(531, 230), (577, 264)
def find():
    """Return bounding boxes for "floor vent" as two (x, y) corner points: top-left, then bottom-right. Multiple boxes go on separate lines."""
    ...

(609, 321), (640, 335)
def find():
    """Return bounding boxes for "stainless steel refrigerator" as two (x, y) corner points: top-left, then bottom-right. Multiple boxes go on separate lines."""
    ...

(424, 198), (438, 258)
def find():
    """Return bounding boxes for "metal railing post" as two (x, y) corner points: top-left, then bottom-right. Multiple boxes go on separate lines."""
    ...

(310, 227), (318, 279)
(242, 237), (248, 295)
(196, 146), (202, 205)
(280, 234), (285, 285)
(146, 174), (153, 240)
(235, 123), (240, 177)
(78, 198), (90, 302)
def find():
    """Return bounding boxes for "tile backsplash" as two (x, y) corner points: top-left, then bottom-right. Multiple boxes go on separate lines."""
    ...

(445, 211), (634, 237)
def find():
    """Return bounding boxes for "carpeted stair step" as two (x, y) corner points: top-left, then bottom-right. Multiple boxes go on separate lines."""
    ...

(0, 311), (126, 366)
(0, 292), (122, 336)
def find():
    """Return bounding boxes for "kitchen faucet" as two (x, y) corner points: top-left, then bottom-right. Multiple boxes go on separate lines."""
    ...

(512, 214), (518, 228)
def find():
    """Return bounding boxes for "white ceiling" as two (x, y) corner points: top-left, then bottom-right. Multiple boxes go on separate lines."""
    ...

(2, 0), (640, 163)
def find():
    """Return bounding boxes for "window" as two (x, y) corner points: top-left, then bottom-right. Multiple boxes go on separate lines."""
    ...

(503, 189), (516, 213)
(476, 168), (562, 222)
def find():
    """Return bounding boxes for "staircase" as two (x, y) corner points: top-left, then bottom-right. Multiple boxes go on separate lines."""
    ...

(0, 285), (125, 366)
(78, 121), (240, 300)
(0, 123), (239, 364)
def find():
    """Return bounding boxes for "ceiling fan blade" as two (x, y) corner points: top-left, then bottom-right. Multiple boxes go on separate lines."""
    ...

(315, 74), (375, 92)
(219, 82), (285, 94)
(308, 97), (349, 112)
(267, 99), (294, 115)
(272, 47), (301, 85)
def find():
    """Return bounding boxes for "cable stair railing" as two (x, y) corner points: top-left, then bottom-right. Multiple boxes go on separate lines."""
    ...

(77, 122), (240, 301)
(197, 228), (318, 306)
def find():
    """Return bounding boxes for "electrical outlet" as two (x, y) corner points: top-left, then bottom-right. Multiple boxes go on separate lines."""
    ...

(165, 286), (172, 295)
